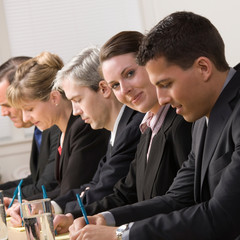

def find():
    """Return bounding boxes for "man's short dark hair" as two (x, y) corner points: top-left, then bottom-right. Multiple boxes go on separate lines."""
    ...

(137, 11), (229, 71)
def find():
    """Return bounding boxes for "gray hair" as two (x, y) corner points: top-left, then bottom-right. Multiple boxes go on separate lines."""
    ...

(53, 47), (102, 92)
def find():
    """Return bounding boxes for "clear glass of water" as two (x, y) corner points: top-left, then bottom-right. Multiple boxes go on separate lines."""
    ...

(22, 198), (55, 240)
(0, 190), (4, 205)
(0, 190), (8, 240)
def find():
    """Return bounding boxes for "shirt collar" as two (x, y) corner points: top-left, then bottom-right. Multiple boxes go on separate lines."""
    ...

(109, 105), (126, 146)
(221, 67), (236, 91)
(206, 67), (236, 123)
(140, 104), (170, 134)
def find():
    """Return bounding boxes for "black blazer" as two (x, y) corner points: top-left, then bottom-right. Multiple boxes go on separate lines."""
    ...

(71, 106), (192, 218)
(54, 106), (144, 213)
(28, 114), (110, 200)
(234, 63), (240, 71)
(1, 125), (60, 198)
(110, 70), (240, 240)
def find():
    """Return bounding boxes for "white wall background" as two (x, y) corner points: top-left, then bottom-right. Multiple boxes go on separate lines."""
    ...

(0, 0), (239, 183)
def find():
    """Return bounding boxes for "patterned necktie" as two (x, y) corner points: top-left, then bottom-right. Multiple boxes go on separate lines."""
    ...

(34, 127), (42, 152)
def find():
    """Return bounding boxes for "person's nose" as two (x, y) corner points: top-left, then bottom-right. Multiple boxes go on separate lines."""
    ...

(156, 88), (171, 106)
(72, 102), (83, 116)
(1, 106), (10, 116)
(120, 81), (132, 96)
(22, 110), (31, 123)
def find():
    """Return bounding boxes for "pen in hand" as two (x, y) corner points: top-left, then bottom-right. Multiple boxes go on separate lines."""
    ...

(76, 194), (89, 224)
(17, 185), (24, 226)
(8, 179), (23, 209)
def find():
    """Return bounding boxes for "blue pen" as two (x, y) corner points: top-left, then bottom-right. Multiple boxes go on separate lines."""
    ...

(41, 185), (48, 199)
(17, 185), (24, 226)
(8, 179), (23, 208)
(76, 194), (89, 224)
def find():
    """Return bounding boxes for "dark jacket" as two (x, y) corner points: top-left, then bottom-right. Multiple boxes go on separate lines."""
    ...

(71, 106), (192, 218)
(54, 107), (144, 213)
(1, 125), (60, 198)
(27, 114), (110, 200)
(110, 70), (240, 240)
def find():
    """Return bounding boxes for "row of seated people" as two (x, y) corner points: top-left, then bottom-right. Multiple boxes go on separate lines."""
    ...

(0, 31), (191, 239)
(1, 10), (240, 240)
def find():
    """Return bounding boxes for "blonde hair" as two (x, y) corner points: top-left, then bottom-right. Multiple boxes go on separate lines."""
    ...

(7, 51), (64, 108)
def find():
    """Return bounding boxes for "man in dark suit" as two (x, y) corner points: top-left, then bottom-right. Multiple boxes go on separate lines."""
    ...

(53, 106), (143, 211)
(68, 12), (240, 240)
(0, 57), (60, 199)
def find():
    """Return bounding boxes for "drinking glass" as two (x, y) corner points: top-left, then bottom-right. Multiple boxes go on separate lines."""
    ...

(22, 198), (55, 240)
(0, 193), (8, 240)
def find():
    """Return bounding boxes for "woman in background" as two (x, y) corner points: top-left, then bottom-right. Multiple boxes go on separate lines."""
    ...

(0, 56), (59, 199)
(6, 52), (110, 226)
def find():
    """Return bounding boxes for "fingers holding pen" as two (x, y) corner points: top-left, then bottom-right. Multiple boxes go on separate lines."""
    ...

(7, 203), (23, 227)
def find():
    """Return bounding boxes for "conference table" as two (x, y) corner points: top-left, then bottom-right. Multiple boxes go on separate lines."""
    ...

(7, 217), (70, 240)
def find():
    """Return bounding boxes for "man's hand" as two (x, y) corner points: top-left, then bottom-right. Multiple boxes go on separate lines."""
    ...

(53, 213), (74, 234)
(69, 213), (106, 232)
(69, 225), (118, 240)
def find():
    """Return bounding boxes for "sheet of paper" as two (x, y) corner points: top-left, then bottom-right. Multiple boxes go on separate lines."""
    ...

(55, 232), (70, 240)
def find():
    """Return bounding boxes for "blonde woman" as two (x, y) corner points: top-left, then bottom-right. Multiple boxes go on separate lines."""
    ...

(6, 52), (110, 226)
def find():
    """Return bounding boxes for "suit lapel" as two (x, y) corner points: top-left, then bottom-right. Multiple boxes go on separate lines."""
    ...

(201, 71), (240, 189)
(112, 106), (140, 157)
(58, 113), (79, 181)
(32, 128), (55, 182)
(136, 128), (152, 200)
(143, 107), (176, 199)
(115, 106), (134, 138)
(193, 118), (207, 202)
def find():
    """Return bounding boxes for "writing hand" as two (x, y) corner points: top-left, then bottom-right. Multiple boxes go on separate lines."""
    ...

(70, 213), (107, 233)
(53, 213), (74, 234)
(69, 224), (117, 240)
(3, 197), (16, 213)
(7, 203), (22, 227)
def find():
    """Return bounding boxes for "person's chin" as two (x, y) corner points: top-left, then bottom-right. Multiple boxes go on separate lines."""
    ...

(23, 122), (33, 128)
(182, 113), (196, 123)
(14, 122), (25, 128)
(90, 122), (100, 130)
(89, 124), (96, 129)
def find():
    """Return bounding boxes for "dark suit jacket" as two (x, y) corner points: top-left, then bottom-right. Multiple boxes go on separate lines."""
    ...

(54, 106), (144, 213)
(1, 125), (60, 198)
(234, 63), (240, 71)
(110, 69), (240, 240)
(28, 114), (110, 200)
(71, 106), (192, 218)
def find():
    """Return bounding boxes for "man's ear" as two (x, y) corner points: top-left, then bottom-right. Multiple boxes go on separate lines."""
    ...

(50, 90), (61, 106)
(99, 80), (111, 98)
(195, 57), (212, 82)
